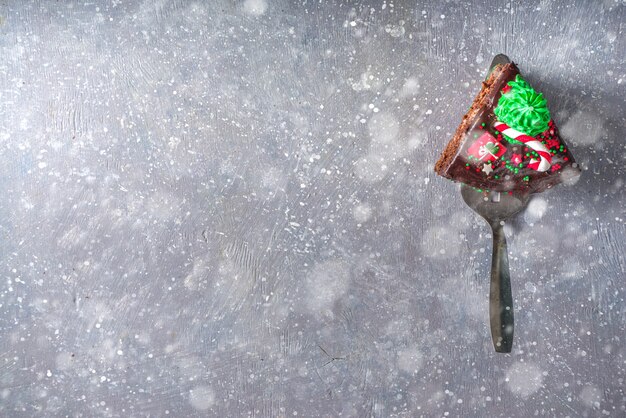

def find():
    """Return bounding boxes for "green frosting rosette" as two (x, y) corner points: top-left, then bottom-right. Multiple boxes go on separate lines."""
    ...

(494, 75), (551, 141)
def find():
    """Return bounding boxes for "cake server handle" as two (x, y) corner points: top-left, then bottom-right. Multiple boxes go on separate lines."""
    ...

(489, 222), (514, 353)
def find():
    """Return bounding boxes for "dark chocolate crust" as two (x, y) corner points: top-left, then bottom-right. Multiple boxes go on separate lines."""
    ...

(434, 63), (580, 193)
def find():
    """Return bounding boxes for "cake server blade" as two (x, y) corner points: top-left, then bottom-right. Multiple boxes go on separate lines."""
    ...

(486, 54), (511, 79)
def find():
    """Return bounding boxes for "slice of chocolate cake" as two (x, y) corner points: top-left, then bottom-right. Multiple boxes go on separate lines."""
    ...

(435, 58), (580, 193)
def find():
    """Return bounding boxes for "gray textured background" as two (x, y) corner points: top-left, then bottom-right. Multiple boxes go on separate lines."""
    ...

(1, 0), (625, 416)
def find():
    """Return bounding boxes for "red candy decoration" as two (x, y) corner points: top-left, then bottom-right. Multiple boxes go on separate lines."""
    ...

(467, 131), (506, 164)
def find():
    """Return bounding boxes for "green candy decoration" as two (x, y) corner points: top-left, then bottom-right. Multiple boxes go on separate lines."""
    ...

(494, 75), (551, 142)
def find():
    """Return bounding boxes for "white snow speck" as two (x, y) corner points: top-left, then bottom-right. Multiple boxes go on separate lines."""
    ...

(353, 203), (372, 223)
(560, 110), (605, 147)
(559, 165), (582, 186)
(399, 77), (420, 98)
(579, 385), (602, 408)
(368, 112), (400, 144)
(304, 260), (350, 314)
(525, 197), (548, 222)
(384, 24), (405, 38)
(422, 226), (463, 259)
(242, 0), (267, 16)
(397, 347), (424, 374)
(525, 282), (537, 293)
(505, 362), (544, 398)
(189, 385), (215, 411)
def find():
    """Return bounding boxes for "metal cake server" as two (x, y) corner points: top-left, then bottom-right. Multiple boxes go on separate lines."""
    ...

(461, 54), (530, 353)
(485, 53), (512, 78)
(462, 186), (530, 353)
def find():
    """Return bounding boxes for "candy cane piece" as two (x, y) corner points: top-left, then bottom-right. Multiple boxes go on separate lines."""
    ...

(493, 121), (552, 172)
